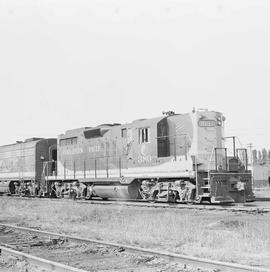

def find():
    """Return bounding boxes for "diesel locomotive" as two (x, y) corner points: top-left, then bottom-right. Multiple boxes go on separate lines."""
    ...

(0, 138), (56, 195)
(0, 109), (255, 204)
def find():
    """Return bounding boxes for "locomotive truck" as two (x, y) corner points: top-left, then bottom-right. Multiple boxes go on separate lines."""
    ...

(0, 109), (255, 203)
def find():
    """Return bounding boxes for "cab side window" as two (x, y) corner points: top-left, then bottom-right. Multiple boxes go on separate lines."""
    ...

(121, 128), (127, 138)
(139, 128), (150, 143)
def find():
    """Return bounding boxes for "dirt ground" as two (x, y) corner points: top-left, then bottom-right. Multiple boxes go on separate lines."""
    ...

(0, 227), (214, 272)
(0, 197), (270, 270)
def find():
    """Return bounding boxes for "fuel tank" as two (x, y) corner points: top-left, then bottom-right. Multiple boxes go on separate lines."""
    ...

(93, 182), (139, 199)
(0, 181), (15, 194)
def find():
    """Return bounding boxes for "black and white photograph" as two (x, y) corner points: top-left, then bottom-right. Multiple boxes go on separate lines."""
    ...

(0, 0), (270, 271)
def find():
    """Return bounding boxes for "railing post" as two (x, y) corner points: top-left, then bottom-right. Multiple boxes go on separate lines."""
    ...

(73, 161), (76, 179)
(174, 136), (176, 161)
(46, 161), (49, 180)
(225, 148), (228, 170)
(64, 161), (66, 179)
(84, 160), (86, 179)
(95, 159), (97, 178)
(195, 156), (199, 199)
(46, 162), (49, 194)
(245, 150), (248, 170)
(233, 136), (236, 157)
(106, 157), (109, 178)
(55, 161), (57, 178)
(119, 157), (121, 177)
(184, 135), (187, 160)
(215, 148), (217, 171)
(46, 162), (49, 180)
(89, 159), (91, 178)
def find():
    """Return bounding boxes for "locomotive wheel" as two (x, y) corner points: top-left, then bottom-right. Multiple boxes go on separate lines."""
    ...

(70, 191), (77, 200)
(148, 190), (158, 203)
(171, 191), (179, 203)
(138, 188), (151, 200)
(82, 188), (91, 200)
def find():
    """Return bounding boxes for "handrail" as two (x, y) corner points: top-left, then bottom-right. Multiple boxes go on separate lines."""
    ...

(207, 146), (216, 174)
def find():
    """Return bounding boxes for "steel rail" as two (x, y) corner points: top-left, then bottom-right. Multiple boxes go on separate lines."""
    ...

(1, 195), (269, 214)
(0, 245), (89, 272)
(0, 223), (269, 272)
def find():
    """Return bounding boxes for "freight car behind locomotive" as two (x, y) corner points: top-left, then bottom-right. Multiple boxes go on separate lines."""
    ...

(0, 138), (56, 195)
(45, 109), (254, 203)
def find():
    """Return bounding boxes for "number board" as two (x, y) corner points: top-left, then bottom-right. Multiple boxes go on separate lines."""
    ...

(198, 120), (216, 127)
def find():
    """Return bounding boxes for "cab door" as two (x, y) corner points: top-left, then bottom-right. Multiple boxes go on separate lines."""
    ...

(157, 118), (170, 158)
(49, 145), (57, 175)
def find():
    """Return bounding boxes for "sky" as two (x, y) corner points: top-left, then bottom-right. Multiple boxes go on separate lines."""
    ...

(0, 0), (270, 150)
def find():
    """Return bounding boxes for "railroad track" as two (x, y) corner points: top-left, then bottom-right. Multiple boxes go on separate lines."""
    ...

(0, 246), (88, 272)
(1, 195), (269, 214)
(0, 223), (270, 272)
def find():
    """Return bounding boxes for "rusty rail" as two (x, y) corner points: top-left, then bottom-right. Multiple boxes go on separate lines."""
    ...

(0, 223), (269, 272)
(0, 245), (88, 272)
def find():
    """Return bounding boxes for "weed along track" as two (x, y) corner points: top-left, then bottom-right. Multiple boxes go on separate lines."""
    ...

(0, 224), (269, 272)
